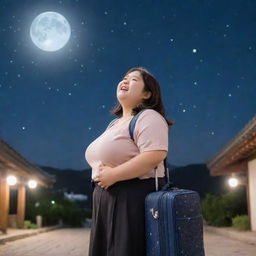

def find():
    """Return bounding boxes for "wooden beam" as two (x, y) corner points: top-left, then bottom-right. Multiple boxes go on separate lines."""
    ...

(17, 185), (26, 228)
(0, 170), (10, 234)
(210, 160), (248, 176)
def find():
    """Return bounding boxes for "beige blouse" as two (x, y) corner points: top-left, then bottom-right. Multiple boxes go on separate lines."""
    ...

(85, 109), (169, 180)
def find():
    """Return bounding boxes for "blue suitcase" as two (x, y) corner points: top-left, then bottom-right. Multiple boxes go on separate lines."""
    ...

(144, 166), (206, 256)
(127, 109), (206, 256)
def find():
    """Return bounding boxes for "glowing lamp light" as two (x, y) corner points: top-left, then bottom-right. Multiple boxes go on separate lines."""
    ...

(28, 180), (37, 189)
(51, 200), (55, 205)
(228, 177), (239, 187)
(7, 175), (17, 186)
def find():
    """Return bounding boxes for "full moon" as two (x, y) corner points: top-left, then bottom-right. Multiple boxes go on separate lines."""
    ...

(30, 12), (71, 52)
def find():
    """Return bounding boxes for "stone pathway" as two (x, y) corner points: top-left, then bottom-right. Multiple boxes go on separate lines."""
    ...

(204, 231), (256, 256)
(0, 227), (255, 256)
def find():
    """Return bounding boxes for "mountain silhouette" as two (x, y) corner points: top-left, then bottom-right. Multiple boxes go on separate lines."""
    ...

(39, 162), (229, 210)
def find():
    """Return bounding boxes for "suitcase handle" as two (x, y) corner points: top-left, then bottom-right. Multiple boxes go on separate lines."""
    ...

(160, 181), (179, 191)
(155, 158), (178, 191)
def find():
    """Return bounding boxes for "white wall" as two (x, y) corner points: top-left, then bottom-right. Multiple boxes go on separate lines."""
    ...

(248, 158), (256, 231)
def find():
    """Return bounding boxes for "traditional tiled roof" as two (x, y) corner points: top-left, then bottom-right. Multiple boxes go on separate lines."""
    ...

(206, 114), (256, 174)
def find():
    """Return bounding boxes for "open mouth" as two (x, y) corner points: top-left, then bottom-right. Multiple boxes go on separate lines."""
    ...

(120, 86), (128, 91)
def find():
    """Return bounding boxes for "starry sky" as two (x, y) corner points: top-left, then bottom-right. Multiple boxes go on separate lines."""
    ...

(0, 0), (255, 171)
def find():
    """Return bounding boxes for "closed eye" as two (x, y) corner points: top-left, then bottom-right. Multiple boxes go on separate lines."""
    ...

(123, 78), (137, 81)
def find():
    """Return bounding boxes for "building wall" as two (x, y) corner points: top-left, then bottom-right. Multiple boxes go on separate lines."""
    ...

(248, 158), (256, 231)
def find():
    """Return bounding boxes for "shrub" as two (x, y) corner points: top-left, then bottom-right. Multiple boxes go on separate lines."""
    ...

(24, 220), (38, 229)
(26, 187), (86, 227)
(202, 193), (230, 226)
(202, 187), (247, 227)
(232, 215), (250, 230)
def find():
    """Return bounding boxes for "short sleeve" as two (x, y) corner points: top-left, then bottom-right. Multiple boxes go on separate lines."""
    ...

(134, 109), (169, 153)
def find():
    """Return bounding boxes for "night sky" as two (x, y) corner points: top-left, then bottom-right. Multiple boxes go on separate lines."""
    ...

(0, 0), (255, 171)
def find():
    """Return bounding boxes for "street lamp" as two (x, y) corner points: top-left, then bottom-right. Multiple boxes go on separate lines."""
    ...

(28, 180), (37, 189)
(228, 173), (247, 188)
(228, 177), (239, 187)
(7, 175), (17, 186)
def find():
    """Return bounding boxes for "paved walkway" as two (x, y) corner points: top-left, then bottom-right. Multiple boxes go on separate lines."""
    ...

(0, 225), (61, 244)
(0, 228), (89, 256)
(204, 231), (256, 256)
(0, 227), (255, 256)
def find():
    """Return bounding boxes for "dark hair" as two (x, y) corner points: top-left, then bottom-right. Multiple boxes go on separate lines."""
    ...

(110, 66), (175, 128)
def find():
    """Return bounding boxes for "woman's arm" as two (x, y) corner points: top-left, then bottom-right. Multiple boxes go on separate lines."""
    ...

(113, 150), (167, 182)
(94, 150), (167, 189)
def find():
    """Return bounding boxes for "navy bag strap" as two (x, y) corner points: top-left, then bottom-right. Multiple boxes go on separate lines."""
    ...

(128, 109), (172, 191)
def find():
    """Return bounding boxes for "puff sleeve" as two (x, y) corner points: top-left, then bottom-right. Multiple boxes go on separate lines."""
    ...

(134, 109), (169, 153)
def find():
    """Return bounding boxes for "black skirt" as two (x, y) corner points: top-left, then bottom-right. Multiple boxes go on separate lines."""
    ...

(88, 176), (166, 256)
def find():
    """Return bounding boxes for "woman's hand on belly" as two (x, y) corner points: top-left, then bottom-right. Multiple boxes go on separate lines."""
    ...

(93, 163), (118, 190)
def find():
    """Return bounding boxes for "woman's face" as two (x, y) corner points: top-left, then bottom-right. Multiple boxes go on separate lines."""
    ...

(116, 70), (151, 106)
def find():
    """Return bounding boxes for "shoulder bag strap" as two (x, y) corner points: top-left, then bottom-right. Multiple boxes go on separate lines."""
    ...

(128, 109), (170, 191)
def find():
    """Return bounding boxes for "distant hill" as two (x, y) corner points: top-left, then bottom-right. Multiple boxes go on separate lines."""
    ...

(169, 163), (229, 198)
(39, 162), (230, 210)
(40, 166), (92, 194)
(39, 166), (93, 209)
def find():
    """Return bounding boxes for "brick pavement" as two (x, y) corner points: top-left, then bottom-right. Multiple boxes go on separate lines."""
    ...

(0, 227), (255, 256)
